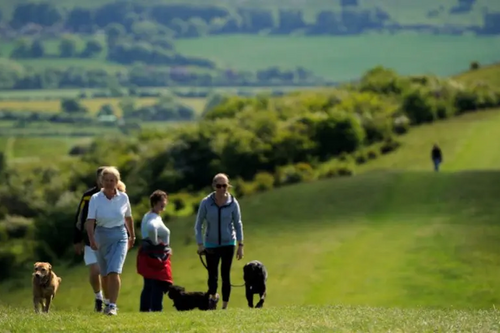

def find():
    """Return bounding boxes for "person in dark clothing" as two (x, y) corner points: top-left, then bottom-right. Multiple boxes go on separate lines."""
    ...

(73, 166), (107, 312)
(431, 144), (443, 171)
(194, 173), (244, 310)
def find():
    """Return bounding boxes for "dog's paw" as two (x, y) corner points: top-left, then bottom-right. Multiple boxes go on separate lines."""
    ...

(255, 300), (264, 308)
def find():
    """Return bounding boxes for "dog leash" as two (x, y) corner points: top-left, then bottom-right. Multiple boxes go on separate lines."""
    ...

(198, 252), (245, 288)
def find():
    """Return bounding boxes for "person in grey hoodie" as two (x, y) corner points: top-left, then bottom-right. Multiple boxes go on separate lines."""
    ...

(195, 173), (244, 310)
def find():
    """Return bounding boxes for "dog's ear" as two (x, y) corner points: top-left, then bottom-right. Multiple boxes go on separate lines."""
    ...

(34, 262), (39, 268)
(48, 264), (52, 270)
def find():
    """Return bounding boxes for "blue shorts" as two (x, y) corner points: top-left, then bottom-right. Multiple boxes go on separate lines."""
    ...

(94, 225), (128, 276)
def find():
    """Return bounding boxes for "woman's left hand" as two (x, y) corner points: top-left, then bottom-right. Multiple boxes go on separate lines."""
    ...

(236, 245), (244, 260)
(128, 237), (135, 250)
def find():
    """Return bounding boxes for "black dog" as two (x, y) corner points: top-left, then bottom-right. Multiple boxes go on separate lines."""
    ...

(243, 260), (268, 308)
(167, 285), (218, 311)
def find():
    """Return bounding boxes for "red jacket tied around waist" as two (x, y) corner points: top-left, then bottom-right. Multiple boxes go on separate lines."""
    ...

(136, 239), (173, 283)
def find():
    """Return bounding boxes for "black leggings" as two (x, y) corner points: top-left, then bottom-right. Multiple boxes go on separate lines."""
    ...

(205, 245), (235, 302)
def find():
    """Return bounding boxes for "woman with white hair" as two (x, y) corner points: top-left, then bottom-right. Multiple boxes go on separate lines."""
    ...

(85, 166), (135, 316)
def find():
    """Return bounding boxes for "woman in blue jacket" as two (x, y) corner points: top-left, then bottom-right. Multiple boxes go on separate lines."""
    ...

(195, 173), (244, 310)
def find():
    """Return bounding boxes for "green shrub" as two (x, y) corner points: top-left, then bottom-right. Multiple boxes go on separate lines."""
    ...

(402, 88), (437, 124)
(276, 162), (316, 186)
(0, 249), (16, 281)
(314, 112), (366, 159)
(231, 177), (256, 198)
(393, 115), (410, 134)
(317, 160), (355, 179)
(366, 147), (379, 160)
(379, 137), (401, 155)
(252, 172), (275, 192)
(354, 150), (368, 165)
(0, 215), (34, 239)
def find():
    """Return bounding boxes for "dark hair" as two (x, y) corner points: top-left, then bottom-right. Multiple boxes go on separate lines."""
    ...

(150, 190), (168, 208)
(96, 166), (106, 177)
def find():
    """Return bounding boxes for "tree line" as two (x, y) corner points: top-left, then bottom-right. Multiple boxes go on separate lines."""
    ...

(3, 1), (500, 39)
(1, 66), (500, 281)
(0, 59), (327, 90)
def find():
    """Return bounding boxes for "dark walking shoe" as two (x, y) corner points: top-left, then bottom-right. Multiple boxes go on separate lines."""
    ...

(94, 299), (103, 312)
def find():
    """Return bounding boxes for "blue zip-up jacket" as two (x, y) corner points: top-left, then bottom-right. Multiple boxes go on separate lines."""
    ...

(194, 193), (244, 248)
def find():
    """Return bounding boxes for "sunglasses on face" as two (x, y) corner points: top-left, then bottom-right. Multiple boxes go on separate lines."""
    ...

(215, 184), (228, 189)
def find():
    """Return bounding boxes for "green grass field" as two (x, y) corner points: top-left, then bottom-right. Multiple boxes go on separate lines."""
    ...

(455, 62), (500, 87)
(0, 96), (206, 115)
(4, 33), (500, 82)
(0, 306), (497, 332)
(0, 97), (158, 115)
(1, 108), (500, 331)
(0, 136), (92, 163)
(0, 120), (191, 165)
(175, 34), (500, 81)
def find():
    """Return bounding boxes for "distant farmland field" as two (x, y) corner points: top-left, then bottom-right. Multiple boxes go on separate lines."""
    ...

(175, 34), (500, 81)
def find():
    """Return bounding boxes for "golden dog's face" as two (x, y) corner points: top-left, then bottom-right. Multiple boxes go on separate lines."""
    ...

(33, 262), (52, 279)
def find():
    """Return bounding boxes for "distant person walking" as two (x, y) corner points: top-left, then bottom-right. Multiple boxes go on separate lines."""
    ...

(194, 173), (244, 310)
(73, 166), (108, 312)
(431, 144), (443, 171)
(85, 166), (135, 316)
(137, 190), (173, 312)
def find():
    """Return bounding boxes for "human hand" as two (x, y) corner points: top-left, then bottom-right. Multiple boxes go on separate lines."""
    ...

(128, 237), (135, 250)
(90, 238), (98, 251)
(236, 245), (244, 260)
(197, 244), (205, 255)
(74, 242), (84, 255)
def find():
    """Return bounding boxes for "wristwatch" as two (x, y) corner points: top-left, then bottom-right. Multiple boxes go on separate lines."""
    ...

(238, 243), (244, 247)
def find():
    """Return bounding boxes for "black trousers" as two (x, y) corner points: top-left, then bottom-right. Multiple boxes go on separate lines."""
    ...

(139, 278), (170, 312)
(205, 245), (235, 302)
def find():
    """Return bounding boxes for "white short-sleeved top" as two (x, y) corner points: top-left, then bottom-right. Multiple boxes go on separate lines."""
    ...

(140, 211), (170, 245)
(87, 190), (132, 228)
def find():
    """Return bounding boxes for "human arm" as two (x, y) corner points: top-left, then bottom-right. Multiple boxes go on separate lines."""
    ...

(73, 193), (86, 254)
(124, 195), (135, 249)
(233, 199), (244, 260)
(85, 195), (98, 250)
(233, 199), (244, 246)
(194, 199), (207, 253)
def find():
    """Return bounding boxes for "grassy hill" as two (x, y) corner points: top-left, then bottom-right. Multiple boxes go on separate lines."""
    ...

(455, 62), (500, 87)
(2, 107), (500, 318)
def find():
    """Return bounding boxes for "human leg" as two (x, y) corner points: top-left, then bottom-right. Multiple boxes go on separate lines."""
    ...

(95, 226), (128, 315)
(140, 278), (153, 312)
(150, 279), (165, 312)
(205, 248), (221, 296)
(433, 158), (440, 171)
(84, 245), (104, 311)
(220, 245), (236, 309)
(205, 248), (221, 309)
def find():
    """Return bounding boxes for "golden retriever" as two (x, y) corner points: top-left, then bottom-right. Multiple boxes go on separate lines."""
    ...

(32, 262), (62, 313)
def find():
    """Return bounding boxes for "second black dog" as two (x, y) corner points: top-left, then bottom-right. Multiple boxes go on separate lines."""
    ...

(243, 260), (268, 308)
(167, 285), (217, 311)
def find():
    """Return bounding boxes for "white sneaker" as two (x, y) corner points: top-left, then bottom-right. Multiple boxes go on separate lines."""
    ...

(103, 305), (118, 316)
